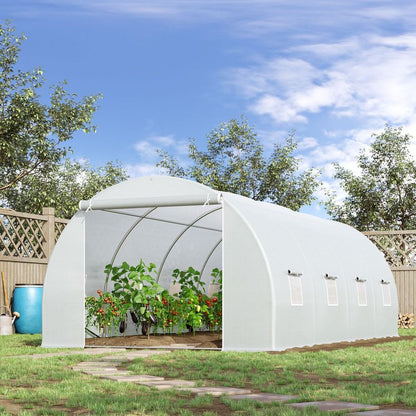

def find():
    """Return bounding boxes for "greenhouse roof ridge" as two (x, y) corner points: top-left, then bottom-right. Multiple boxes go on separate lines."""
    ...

(79, 193), (223, 211)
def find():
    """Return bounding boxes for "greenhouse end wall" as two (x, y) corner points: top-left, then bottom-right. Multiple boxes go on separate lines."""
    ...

(42, 212), (85, 348)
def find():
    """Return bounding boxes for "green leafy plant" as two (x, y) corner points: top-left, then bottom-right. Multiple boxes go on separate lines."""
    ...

(172, 266), (205, 293)
(202, 294), (222, 332)
(152, 291), (182, 334)
(210, 267), (222, 289)
(205, 268), (223, 331)
(86, 261), (223, 337)
(85, 290), (126, 336)
(105, 260), (164, 337)
(172, 266), (209, 335)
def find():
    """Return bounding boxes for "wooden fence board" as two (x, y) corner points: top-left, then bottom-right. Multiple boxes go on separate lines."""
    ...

(0, 261), (47, 308)
(363, 230), (416, 315)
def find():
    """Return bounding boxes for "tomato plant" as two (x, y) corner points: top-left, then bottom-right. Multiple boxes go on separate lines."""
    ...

(171, 266), (210, 334)
(85, 261), (223, 337)
(172, 266), (205, 294)
(206, 268), (222, 331)
(211, 268), (222, 290)
(85, 290), (126, 336)
(151, 291), (183, 334)
(202, 294), (222, 332)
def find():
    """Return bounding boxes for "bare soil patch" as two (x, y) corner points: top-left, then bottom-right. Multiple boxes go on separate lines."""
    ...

(85, 331), (222, 349)
(86, 333), (415, 351)
(269, 335), (416, 354)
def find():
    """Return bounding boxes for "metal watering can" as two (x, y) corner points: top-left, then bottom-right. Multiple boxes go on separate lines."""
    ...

(0, 305), (16, 335)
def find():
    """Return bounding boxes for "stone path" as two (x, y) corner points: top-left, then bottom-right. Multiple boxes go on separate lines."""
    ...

(9, 347), (412, 415)
(67, 348), (416, 415)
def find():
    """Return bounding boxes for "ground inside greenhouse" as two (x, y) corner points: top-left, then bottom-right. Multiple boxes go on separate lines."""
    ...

(85, 331), (222, 349)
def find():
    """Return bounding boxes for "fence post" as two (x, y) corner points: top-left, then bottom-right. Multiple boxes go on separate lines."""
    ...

(42, 207), (56, 259)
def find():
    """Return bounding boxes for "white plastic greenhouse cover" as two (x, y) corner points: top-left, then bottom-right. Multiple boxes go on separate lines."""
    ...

(42, 176), (398, 351)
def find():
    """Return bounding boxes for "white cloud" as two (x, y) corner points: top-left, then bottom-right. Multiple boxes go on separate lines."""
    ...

(13, 1), (416, 41)
(250, 94), (307, 123)
(358, 6), (413, 21)
(125, 163), (165, 178)
(133, 134), (186, 160)
(229, 32), (416, 130)
(132, 134), (189, 177)
(134, 141), (159, 158)
(77, 157), (89, 165)
(298, 136), (318, 151)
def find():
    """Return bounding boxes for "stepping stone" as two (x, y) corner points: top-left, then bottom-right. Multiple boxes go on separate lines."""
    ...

(84, 348), (127, 354)
(77, 367), (120, 373)
(74, 361), (122, 367)
(139, 379), (196, 390)
(106, 375), (165, 382)
(228, 393), (298, 403)
(73, 367), (111, 372)
(95, 371), (131, 378)
(348, 410), (416, 415)
(289, 401), (379, 412)
(90, 370), (132, 378)
(114, 355), (152, 361)
(104, 350), (171, 360)
(73, 364), (119, 368)
(183, 387), (252, 396)
(96, 357), (128, 362)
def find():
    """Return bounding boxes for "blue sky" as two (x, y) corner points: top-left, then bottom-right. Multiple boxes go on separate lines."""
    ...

(3, 1), (416, 217)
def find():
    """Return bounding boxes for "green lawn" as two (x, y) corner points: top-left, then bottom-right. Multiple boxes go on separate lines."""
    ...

(0, 330), (415, 415)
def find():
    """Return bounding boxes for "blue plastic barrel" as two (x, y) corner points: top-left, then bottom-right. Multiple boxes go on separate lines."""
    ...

(12, 285), (43, 334)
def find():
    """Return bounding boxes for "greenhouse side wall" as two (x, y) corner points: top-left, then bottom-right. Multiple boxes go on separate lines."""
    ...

(222, 193), (398, 351)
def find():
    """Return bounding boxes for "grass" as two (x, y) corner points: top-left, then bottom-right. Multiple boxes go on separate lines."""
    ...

(0, 330), (415, 415)
(127, 328), (416, 408)
(0, 333), (79, 356)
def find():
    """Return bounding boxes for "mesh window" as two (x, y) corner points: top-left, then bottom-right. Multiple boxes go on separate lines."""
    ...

(289, 275), (303, 306)
(325, 279), (338, 306)
(356, 281), (367, 306)
(382, 284), (392, 306)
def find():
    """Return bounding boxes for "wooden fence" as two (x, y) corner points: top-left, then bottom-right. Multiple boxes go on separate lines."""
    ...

(0, 207), (68, 308)
(1, 206), (415, 316)
(363, 230), (416, 315)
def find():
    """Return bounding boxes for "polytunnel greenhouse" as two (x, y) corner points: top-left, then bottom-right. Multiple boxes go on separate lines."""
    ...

(42, 175), (398, 351)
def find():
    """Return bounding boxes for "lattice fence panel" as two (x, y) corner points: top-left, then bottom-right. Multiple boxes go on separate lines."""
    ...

(54, 220), (68, 243)
(0, 213), (47, 259)
(364, 231), (416, 268)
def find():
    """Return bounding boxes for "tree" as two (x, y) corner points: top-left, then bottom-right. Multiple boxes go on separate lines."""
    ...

(0, 20), (101, 193)
(3, 159), (128, 218)
(157, 117), (320, 211)
(325, 125), (416, 231)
